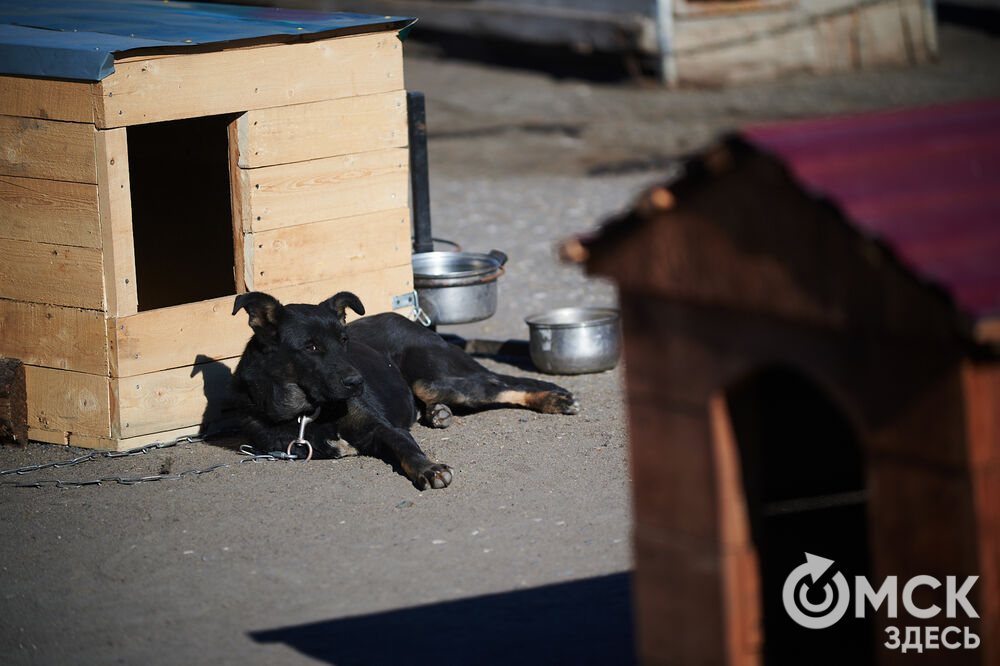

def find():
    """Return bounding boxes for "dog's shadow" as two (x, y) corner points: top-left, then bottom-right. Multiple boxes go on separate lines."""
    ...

(441, 335), (536, 372)
(189, 354), (245, 452)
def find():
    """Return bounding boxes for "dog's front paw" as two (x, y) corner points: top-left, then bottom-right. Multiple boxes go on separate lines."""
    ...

(427, 403), (453, 429)
(413, 463), (453, 490)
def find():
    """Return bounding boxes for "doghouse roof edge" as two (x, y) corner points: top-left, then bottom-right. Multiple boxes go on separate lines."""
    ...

(0, 0), (415, 81)
(564, 98), (1000, 344)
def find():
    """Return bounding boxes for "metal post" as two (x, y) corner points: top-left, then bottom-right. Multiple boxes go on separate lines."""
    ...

(653, 0), (679, 87)
(407, 91), (434, 254)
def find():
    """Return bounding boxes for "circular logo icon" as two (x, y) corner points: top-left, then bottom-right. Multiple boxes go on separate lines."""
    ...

(783, 553), (850, 629)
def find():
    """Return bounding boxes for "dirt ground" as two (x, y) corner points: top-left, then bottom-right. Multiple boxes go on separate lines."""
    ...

(2, 12), (999, 665)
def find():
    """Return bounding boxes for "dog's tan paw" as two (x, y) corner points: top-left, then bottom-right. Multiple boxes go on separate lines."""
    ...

(536, 389), (580, 415)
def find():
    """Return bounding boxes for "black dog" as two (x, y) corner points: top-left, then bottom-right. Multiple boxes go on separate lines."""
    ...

(231, 291), (578, 489)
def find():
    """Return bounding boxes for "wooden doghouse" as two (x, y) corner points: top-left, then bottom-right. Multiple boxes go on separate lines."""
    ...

(564, 99), (1000, 665)
(0, 2), (418, 451)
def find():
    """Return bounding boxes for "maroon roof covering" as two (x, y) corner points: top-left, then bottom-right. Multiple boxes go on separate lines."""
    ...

(743, 98), (1000, 322)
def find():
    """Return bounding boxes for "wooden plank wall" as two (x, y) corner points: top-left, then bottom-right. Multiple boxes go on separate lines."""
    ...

(0, 108), (115, 443)
(2, 29), (415, 450)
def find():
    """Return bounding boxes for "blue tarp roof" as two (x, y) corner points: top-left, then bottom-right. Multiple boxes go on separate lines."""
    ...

(0, 0), (414, 81)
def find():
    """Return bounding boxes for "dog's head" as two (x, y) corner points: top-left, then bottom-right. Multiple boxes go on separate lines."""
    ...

(233, 291), (367, 415)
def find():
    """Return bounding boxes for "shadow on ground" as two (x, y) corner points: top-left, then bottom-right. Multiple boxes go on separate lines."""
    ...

(442, 334), (536, 372)
(250, 572), (636, 666)
(937, 1), (1000, 36)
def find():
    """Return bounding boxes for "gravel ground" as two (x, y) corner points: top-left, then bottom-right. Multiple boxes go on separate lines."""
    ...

(2, 14), (999, 665)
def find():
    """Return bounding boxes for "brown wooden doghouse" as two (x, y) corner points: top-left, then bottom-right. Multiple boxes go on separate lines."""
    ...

(564, 99), (1000, 665)
(0, 3), (418, 451)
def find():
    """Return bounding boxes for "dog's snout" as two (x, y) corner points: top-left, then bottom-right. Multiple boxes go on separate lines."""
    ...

(342, 374), (364, 392)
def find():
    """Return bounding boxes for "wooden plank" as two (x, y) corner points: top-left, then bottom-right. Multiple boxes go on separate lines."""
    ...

(28, 427), (68, 445)
(109, 295), (249, 379)
(111, 263), (414, 377)
(238, 148), (409, 232)
(709, 395), (762, 666)
(96, 31), (404, 128)
(24, 366), (111, 437)
(95, 128), (138, 317)
(229, 114), (253, 293)
(0, 300), (109, 375)
(114, 357), (241, 439)
(857, 0), (909, 67)
(252, 208), (411, 289)
(234, 91), (407, 169)
(0, 175), (101, 248)
(899, 0), (934, 62)
(72, 422), (235, 452)
(0, 239), (105, 310)
(0, 75), (97, 124)
(0, 115), (97, 183)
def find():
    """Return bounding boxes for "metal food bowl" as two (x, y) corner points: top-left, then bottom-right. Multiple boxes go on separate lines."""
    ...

(412, 250), (507, 325)
(525, 306), (621, 375)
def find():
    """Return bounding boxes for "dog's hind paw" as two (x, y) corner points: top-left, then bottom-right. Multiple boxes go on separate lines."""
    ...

(414, 463), (453, 490)
(562, 398), (581, 415)
(537, 389), (580, 415)
(427, 403), (453, 429)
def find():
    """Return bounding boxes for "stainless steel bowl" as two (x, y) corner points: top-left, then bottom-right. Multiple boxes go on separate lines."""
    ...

(412, 250), (507, 325)
(525, 306), (621, 374)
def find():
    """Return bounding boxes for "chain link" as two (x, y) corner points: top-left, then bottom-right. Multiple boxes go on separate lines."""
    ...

(410, 290), (433, 327)
(1, 434), (298, 489)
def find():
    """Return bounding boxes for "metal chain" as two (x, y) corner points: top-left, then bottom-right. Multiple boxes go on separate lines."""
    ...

(0, 434), (299, 489)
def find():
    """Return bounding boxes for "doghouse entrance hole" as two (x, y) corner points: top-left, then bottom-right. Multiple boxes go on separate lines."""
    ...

(726, 366), (874, 665)
(128, 114), (237, 311)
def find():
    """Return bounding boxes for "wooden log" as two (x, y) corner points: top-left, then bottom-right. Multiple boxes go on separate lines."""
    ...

(0, 116), (98, 183)
(0, 75), (97, 124)
(24, 366), (111, 437)
(0, 175), (101, 248)
(0, 239), (105, 310)
(236, 148), (409, 232)
(0, 300), (109, 375)
(233, 91), (408, 169)
(96, 31), (404, 129)
(0, 357), (28, 446)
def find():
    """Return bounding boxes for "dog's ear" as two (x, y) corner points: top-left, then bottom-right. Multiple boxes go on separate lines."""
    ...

(233, 292), (282, 341)
(322, 291), (365, 325)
